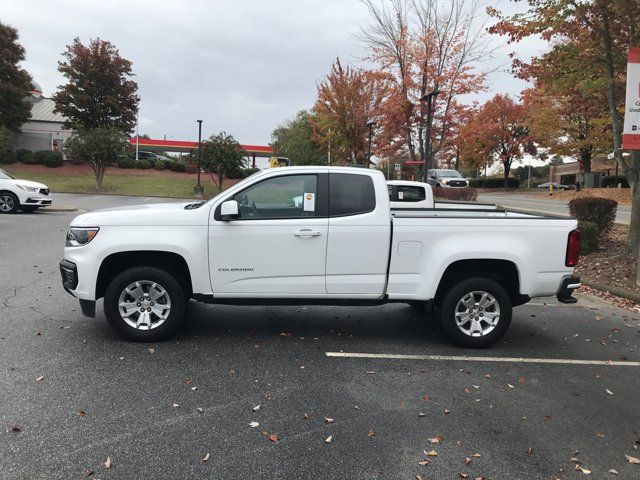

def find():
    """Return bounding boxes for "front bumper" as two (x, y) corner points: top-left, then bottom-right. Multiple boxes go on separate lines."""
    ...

(557, 276), (581, 304)
(24, 197), (52, 206)
(60, 259), (95, 317)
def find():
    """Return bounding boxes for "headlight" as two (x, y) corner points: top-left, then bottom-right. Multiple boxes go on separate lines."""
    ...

(441, 179), (449, 184)
(66, 227), (99, 247)
(17, 184), (39, 192)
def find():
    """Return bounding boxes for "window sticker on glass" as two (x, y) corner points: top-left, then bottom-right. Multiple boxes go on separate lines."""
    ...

(398, 191), (404, 200)
(303, 192), (315, 211)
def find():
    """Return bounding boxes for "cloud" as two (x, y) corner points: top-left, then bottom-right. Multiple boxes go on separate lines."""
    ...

(5, 0), (544, 144)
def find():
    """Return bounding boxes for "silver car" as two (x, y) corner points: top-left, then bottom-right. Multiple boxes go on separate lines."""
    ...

(426, 169), (469, 188)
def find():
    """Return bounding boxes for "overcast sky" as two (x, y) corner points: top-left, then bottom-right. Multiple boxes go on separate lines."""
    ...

(4, 0), (545, 146)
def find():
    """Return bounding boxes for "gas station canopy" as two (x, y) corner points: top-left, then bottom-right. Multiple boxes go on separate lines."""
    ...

(129, 138), (274, 157)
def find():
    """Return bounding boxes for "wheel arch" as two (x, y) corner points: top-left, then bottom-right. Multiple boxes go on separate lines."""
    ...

(434, 259), (524, 305)
(96, 251), (193, 300)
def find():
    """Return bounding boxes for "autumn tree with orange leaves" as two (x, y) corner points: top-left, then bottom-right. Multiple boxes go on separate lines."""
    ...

(360, 0), (490, 173)
(460, 94), (536, 187)
(312, 58), (390, 166)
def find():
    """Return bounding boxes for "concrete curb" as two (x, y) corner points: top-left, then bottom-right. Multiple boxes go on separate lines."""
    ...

(581, 276), (640, 304)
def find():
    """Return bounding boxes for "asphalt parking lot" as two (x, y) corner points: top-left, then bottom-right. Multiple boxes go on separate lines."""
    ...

(1, 194), (640, 479)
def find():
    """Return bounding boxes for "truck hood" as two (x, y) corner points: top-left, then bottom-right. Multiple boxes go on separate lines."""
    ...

(70, 201), (209, 227)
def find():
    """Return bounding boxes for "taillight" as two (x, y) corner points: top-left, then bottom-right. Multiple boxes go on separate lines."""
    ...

(565, 229), (581, 267)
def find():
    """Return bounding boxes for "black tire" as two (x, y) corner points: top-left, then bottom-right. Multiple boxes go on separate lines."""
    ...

(439, 277), (512, 348)
(0, 192), (19, 214)
(20, 205), (40, 213)
(104, 266), (186, 341)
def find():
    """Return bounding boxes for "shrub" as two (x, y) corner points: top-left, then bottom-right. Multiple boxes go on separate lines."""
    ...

(568, 197), (617, 236)
(153, 159), (166, 170)
(136, 159), (152, 169)
(117, 157), (136, 169)
(578, 221), (599, 254)
(34, 150), (59, 165)
(164, 160), (186, 172)
(434, 187), (478, 202)
(0, 149), (16, 164)
(242, 167), (261, 178)
(468, 177), (520, 188)
(602, 175), (629, 188)
(40, 151), (63, 168)
(16, 149), (35, 164)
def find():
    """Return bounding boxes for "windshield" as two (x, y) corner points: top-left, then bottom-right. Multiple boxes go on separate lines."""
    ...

(438, 170), (462, 178)
(0, 169), (14, 180)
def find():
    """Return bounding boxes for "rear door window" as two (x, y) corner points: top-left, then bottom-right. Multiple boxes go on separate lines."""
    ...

(329, 173), (376, 216)
(396, 185), (426, 202)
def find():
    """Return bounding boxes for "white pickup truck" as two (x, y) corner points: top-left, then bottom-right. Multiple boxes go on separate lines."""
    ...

(60, 167), (581, 348)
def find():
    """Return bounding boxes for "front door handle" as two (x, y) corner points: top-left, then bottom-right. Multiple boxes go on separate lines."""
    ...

(293, 229), (321, 237)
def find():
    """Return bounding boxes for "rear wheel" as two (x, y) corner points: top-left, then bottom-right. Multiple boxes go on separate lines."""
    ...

(104, 266), (186, 341)
(20, 205), (40, 213)
(0, 192), (19, 214)
(439, 277), (512, 348)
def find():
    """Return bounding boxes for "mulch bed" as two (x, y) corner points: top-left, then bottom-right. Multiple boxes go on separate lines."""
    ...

(575, 224), (640, 311)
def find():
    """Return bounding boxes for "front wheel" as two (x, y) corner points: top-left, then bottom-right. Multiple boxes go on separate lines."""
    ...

(439, 277), (512, 348)
(104, 266), (186, 341)
(0, 192), (19, 214)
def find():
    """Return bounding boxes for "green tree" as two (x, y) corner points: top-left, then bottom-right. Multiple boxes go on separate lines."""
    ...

(64, 127), (129, 188)
(200, 132), (246, 190)
(53, 38), (139, 133)
(0, 21), (32, 131)
(271, 111), (327, 166)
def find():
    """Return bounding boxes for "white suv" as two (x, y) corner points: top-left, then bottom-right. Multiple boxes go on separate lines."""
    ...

(0, 168), (52, 213)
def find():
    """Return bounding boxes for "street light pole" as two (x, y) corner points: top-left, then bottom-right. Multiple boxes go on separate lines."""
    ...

(194, 120), (204, 196)
(420, 90), (441, 183)
(366, 120), (376, 166)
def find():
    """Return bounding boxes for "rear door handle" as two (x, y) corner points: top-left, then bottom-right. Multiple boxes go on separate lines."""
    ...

(293, 229), (321, 237)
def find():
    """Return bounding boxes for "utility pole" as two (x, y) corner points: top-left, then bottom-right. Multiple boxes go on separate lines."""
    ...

(194, 120), (204, 197)
(420, 90), (441, 182)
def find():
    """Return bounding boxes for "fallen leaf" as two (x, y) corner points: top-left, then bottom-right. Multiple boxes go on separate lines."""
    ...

(268, 434), (279, 442)
(518, 376), (526, 384)
(596, 432), (605, 438)
(367, 430), (375, 438)
(84, 468), (94, 477)
(418, 412), (426, 417)
(626, 455), (640, 464)
(325, 435), (333, 443)
(172, 404), (180, 408)
(507, 384), (515, 388)
(185, 378), (193, 385)
(527, 447), (533, 455)
(252, 404), (261, 412)
(428, 435), (443, 444)
(76, 410), (87, 417)
(303, 413), (309, 420)
(264, 394), (272, 401)
(463, 387), (471, 394)
(418, 460), (430, 466)
(229, 368), (236, 375)
(465, 457), (472, 465)
(472, 453), (481, 458)
(280, 332), (292, 337)
(426, 450), (438, 457)
(9, 424), (22, 433)
(202, 452), (210, 462)
(576, 466), (591, 474)
(484, 374), (492, 379)
(324, 417), (335, 424)
(459, 474), (469, 479)
(104, 456), (112, 469)
(606, 388), (614, 395)
(196, 407), (204, 413)
(609, 469), (619, 475)
(422, 394), (430, 401)
(249, 421), (259, 428)
(354, 405), (360, 411)
(366, 371), (375, 374)
(36, 375), (44, 382)
(148, 348), (155, 354)
(416, 476), (424, 480)
(444, 409), (450, 415)
(191, 386), (198, 391)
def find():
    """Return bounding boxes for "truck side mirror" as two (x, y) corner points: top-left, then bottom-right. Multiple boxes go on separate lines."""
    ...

(220, 200), (239, 221)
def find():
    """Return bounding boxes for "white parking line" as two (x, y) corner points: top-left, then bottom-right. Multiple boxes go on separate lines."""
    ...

(325, 352), (640, 367)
